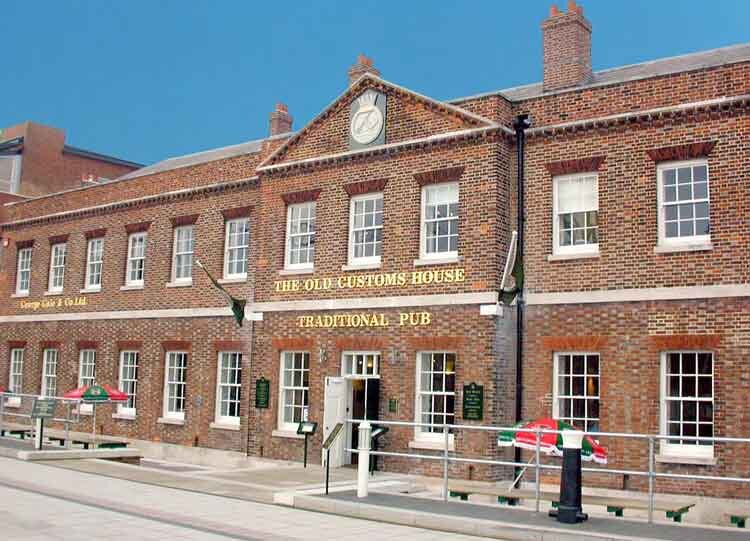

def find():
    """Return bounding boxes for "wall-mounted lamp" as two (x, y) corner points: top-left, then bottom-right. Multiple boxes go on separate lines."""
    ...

(318, 345), (328, 365)
(389, 347), (402, 366)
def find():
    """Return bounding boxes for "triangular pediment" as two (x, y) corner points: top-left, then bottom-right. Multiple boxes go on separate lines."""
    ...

(259, 74), (496, 169)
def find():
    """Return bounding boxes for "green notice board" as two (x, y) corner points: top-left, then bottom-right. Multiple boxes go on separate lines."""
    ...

(462, 383), (484, 421)
(255, 378), (270, 409)
(31, 398), (57, 419)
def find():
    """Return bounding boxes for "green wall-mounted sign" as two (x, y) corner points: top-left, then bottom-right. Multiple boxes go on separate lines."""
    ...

(462, 383), (484, 421)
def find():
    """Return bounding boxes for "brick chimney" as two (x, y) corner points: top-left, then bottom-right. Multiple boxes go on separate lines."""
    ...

(347, 54), (380, 86)
(269, 103), (293, 136)
(542, 1), (592, 92)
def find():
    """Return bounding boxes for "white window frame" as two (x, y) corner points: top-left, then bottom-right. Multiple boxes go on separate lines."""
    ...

(284, 202), (316, 270)
(278, 351), (310, 431)
(47, 243), (67, 293)
(84, 237), (104, 290)
(163, 351), (188, 421)
(341, 351), (380, 378)
(552, 173), (599, 256)
(78, 349), (96, 413)
(656, 159), (711, 248)
(41, 348), (58, 398)
(348, 193), (383, 267)
(15, 247), (32, 295)
(8, 348), (24, 401)
(420, 182), (459, 260)
(414, 351), (456, 443)
(171, 226), (194, 284)
(125, 232), (147, 286)
(215, 351), (242, 425)
(660, 351), (714, 459)
(118, 350), (139, 416)
(552, 352), (600, 432)
(223, 218), (249, 280)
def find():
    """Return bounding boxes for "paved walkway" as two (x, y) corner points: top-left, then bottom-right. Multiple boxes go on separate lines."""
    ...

(0, 457), (489, 540)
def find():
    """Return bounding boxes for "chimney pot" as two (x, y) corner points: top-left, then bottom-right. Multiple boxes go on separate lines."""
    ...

(550, 4), (559, 16)
(269, 102), (293, 136)
(348, 53), (381, 86)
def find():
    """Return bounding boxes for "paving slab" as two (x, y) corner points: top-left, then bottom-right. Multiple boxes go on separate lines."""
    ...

(299, 490), (750, 541)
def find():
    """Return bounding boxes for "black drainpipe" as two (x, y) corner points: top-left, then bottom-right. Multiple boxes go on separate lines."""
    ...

(512, 114), (530, 480)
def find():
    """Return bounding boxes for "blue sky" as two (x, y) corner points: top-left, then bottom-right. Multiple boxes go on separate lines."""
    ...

(2, 1), (748, 165)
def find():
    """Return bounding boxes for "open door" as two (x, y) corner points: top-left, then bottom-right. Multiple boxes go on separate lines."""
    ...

(322, 376), (347, 468)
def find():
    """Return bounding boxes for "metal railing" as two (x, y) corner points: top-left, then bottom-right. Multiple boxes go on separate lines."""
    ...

(0, 392), (81, 446)
(345, 418), (750, 524)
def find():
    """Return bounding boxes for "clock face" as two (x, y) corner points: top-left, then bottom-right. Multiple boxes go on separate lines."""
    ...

(350, 91), (384, 145)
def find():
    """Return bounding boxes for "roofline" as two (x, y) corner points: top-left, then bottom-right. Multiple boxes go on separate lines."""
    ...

(448, 43), (750, 104)
(62, 145), (144, 168)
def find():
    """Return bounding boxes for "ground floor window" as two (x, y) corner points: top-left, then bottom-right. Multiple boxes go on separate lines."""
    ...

(8, 348), (24, 396)
(41, 349), (58, 397)
(661, 351), (714, 458)
(279, 351), (309, 431)
(118, 351), (139, 415)
(164, 351), (188, 420)
(415, 352), (456, 439)
(78, 349), (96, 413)
(553, 352), (600, 432)
(216, 352), (242, 424)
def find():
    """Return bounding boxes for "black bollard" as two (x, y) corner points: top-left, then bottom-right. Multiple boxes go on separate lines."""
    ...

(549, 430), (588, 524)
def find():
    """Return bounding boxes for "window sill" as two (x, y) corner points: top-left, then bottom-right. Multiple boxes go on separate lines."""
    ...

(44, 290), (64, 296)
(210, 421), (240, 431)
(654, 242), (713, 254)
(409, 439), (455, 452)
(655, 454), (716, 466)
(278, 268), (314, 276)
(272, 429), (304, 440)
(413, 256), (462, 267)
(80, 287), (101, 294)
(157, 417), (185, 426)
(218, 277), (247, 285)
(165, 280), (192, 288)
(342, 262), (382, 272)
(11, 292), (29, 298)
(112, 413), (136, 421)
(120, 284), (144, 291)
(547, 251), (600, 262)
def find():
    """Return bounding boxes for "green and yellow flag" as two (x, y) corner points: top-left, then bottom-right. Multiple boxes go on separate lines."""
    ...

(195, 259), (246, 327)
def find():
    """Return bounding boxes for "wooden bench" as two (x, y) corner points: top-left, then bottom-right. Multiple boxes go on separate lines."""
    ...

(47, 434), (129, 450)
(447, 481), (695, 522)
(0, 421), (34, 440)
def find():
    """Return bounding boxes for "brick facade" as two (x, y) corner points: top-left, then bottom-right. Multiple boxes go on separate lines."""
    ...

(0, 3), (749, 499)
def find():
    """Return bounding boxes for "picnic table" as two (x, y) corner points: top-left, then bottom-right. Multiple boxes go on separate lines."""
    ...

(0, 421), (33, 439)
(1, 421), (129, 449)
(447, 480), (696, 522)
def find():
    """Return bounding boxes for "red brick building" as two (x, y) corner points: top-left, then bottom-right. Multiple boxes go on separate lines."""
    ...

(1, 1), (749, 497)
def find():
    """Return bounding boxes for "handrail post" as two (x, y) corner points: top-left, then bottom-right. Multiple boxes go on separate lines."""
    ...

(357, 421), (372, 498)
(535, 427), (541, 513)
(648, 436), (655, 524)
(64, 401), (71, 448)
(443, 423), (449, 502)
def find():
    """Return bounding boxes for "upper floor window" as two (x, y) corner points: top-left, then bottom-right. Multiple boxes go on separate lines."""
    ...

(41, 349), (58, 398)
(657, 161), (710, 247)
(15, 247), (32, 295)
(216, 351), (242, 424)
(421, 183), (458, 259)
(85, 238), (104, 290)
(553, 352), (600, 432)
(172, 226), (194, 283)
(285, 202), (316, 270)
(661, 351), (714, 458)
(224, 218), (249, 279)
(553, 174), (598, 255)
(348, 193), (383, 266)
(126, 233), (147, 286)
(48, 243), (67, 293)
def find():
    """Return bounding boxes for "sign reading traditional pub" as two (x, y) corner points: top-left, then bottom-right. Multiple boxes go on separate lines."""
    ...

(462, 383), (484, 421)
(255, 378), (270, 409)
